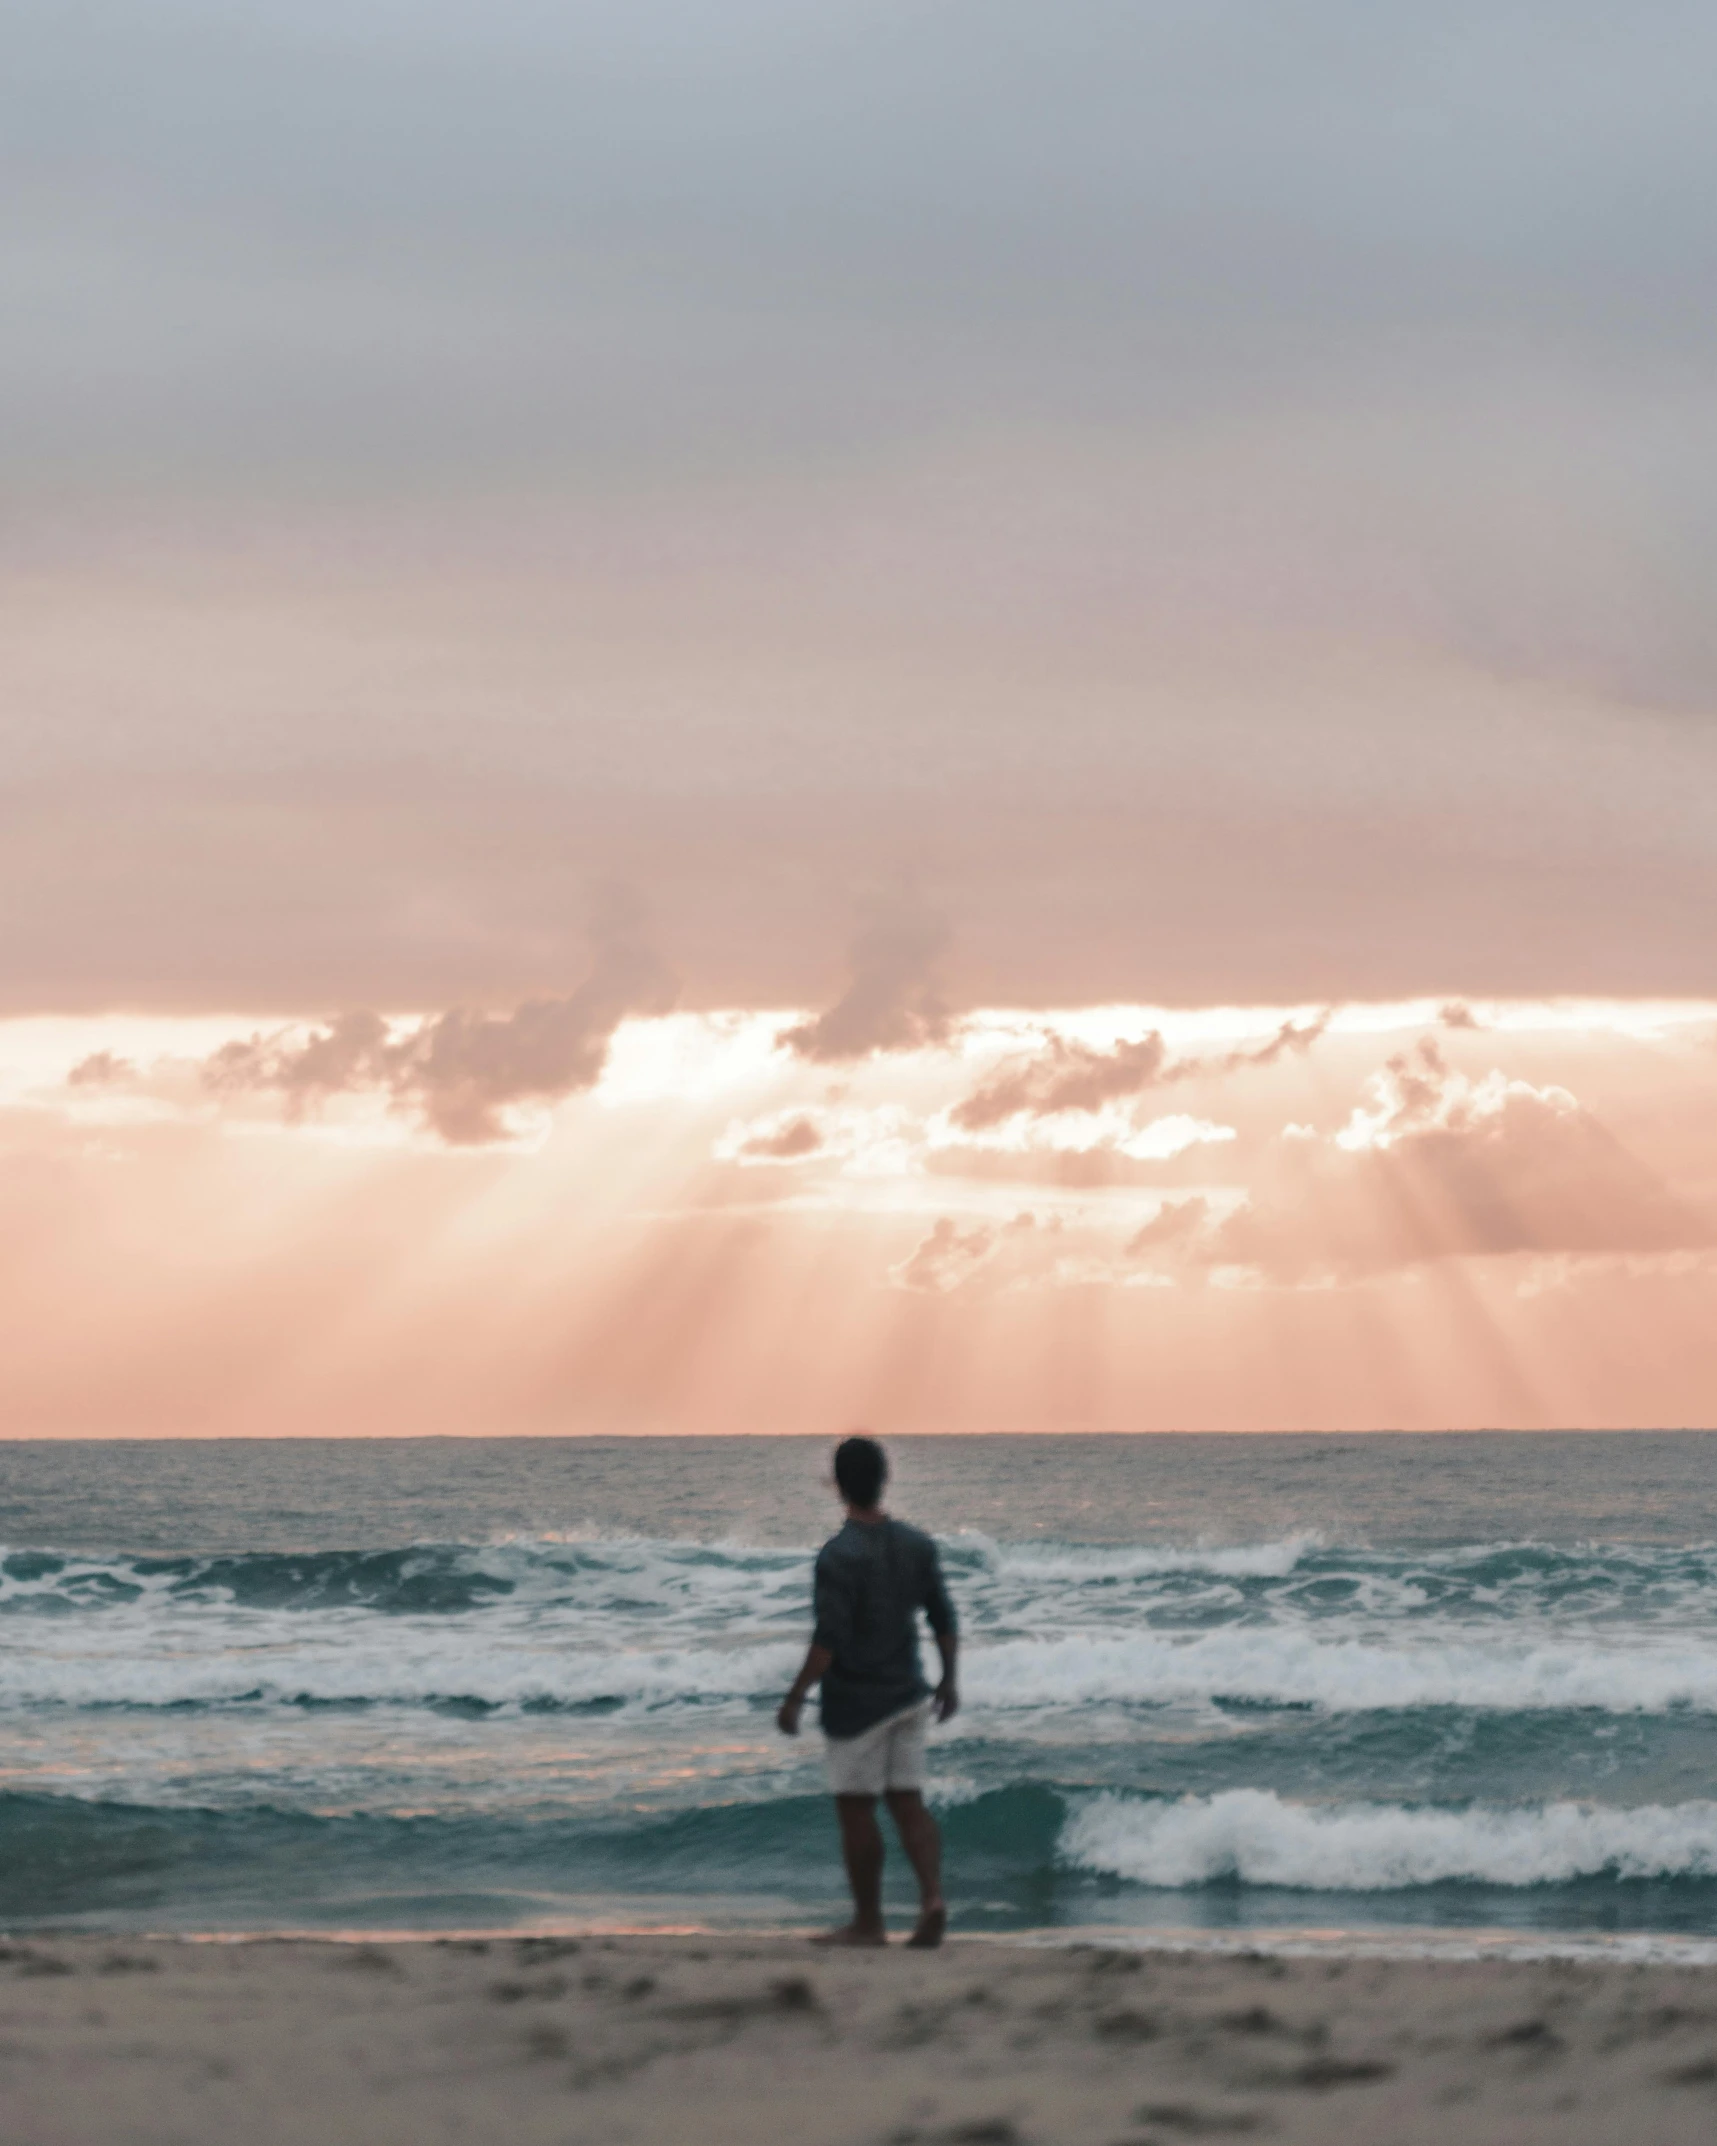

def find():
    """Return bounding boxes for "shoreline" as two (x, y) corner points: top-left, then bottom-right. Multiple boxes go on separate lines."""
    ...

(3, 1930), (1716, 2144)
(11, 1918), (1717, 1969)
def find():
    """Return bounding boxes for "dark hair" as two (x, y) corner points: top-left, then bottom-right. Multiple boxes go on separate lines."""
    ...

(834, 1434), (888, 1510)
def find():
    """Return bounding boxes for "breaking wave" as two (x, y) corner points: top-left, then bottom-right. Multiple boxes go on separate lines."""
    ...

(9, 1535), (1717, 1718)
(964, 1629), (1717, 1716)
(1061, 1788), (1717, 1891)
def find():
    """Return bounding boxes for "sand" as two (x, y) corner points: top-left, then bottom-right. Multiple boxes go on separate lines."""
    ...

(1, 1931), (1715, 2145)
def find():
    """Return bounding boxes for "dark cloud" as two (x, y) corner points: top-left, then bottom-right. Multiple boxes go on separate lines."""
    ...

(66, 1050), (136, 1087)
(1126, 1196), (1210, 1256)
(1439, 1001), (1483, 1030)
(202, 895), (675, 1143)
(891, 1210), (1044, 1293)
(951, 1032), (1169, 1131)
(1218, 1013), (1332, 1071)
(1207, 1040), (1713, 1280)
(951, 1012), (1329, 1131)
(782, 906), (954, 1063)
(204, 1011), (392, 1114)
(732, 1114), (825, 1162)
(893, 1216), (994, 1293)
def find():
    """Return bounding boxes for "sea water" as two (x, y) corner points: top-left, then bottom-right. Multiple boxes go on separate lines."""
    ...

(4, 1432), (1717, 1945)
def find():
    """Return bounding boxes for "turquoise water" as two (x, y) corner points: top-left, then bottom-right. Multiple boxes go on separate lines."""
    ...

(3, 1433), (1717, 1941)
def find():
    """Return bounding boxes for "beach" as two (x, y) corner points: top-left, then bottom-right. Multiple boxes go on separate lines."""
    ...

(9, 1438), (1717, 2144)
(2, 1932), (1715, 2145)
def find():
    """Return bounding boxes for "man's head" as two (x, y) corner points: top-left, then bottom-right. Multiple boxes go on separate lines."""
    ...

(833, 1434), (888, 1513)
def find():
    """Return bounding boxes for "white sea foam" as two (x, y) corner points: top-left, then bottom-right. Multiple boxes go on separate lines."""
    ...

(0, 1638), (804, 1712)
(9, 1532), (1717, 1718)
(969, 1533), (1325, 1582)
(961, 1626), (1717, 1715)
(9, 1615), (1717, 1718)
(1061, 1788), (1717, 1890)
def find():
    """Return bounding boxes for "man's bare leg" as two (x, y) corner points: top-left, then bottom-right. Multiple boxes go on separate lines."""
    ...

(885, 1789), (946, 1948)
(813, 1794), (888, 1944)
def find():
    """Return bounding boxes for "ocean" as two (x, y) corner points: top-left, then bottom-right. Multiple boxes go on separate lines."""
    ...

(4, 1432), (1717, 1950)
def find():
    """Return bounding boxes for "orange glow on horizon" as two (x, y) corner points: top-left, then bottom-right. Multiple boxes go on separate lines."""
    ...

(0, 1001), (1713, 1437)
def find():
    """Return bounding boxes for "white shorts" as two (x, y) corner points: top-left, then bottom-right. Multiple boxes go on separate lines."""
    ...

(824, 1699), (933, 1797)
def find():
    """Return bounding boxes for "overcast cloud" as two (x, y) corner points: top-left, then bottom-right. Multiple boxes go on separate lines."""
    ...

(4, 2), (1717, 1014)
(9, 2), (1717, 488)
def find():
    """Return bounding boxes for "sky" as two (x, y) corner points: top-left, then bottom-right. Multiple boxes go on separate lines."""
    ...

(3, 3), (1715, 1432)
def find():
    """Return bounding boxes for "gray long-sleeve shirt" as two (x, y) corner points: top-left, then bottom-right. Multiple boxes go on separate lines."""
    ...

(811, 1516), (956, 1740)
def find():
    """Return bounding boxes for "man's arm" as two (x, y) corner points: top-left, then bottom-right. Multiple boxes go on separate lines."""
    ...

(931, 1627), (959, 1723)
(776, 1642), (833, 1736)
(924, 1541), (959, 1722)
(780, 1548), (849, 1735)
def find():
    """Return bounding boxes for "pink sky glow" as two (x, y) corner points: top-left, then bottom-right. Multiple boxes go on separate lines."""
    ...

(5, 998), (1715, 1435)
(6, 6), (1717, 1433)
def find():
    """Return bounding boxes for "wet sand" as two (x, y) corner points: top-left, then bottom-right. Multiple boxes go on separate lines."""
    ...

(1, 1931), (1715, 2144)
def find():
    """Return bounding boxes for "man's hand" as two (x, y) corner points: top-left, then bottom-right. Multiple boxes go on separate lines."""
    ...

(778, 1642), (832, 1737)
(933, 1679), (959, 1724)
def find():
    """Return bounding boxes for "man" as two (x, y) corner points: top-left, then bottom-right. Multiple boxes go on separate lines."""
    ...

(777, 1434), (958, 1948)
